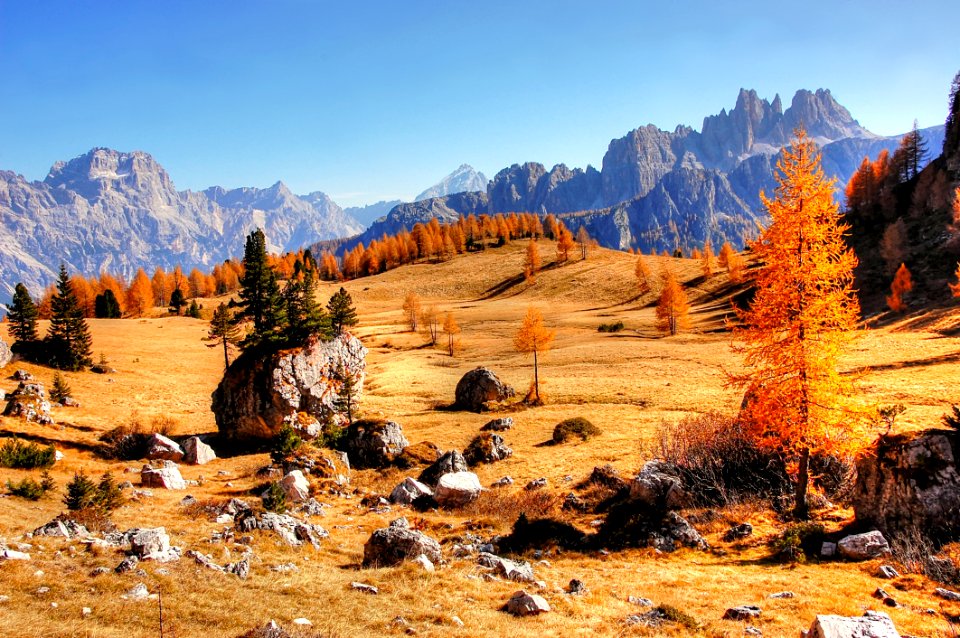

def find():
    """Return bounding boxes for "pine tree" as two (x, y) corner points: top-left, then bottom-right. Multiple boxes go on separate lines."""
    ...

(326, 287), (358, 337)
(205, 303), (242, 369)
(886, 263), (913, 313)
(46, 265), (93, 371)
(237, 229), (285, 347)
(7, 283), (40, 357)
(50, 372), (72, 404)
(94, 289), (122, 318)
(63, 471), (98, 511)
(730, 129), (865, 519)
(655, 267), (690, 336)
(513, 307), (556, 404)
(168, 288), (186, 316)
(332, 363), (359, 425)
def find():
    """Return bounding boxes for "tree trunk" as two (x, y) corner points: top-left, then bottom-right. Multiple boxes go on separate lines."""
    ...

(222, 339), (230, 370)
(533, 348), (539, 401)
(794, 446), (810, 519)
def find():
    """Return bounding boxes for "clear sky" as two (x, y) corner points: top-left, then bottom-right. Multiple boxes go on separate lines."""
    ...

(1, 1), (957, 207)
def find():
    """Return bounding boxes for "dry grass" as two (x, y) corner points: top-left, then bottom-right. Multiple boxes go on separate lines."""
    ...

(1, 242), (960, 637)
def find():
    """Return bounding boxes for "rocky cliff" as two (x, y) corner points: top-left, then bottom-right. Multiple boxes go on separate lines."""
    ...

(415, 164), (488, 202)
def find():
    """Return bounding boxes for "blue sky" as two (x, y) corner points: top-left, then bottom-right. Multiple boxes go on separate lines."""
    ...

(1, 1), (957, 206)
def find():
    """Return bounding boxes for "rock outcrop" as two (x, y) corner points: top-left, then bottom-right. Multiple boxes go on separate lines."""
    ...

(362, 519), (442, 567)
(0, 339), (12, 368)
(464, 433), (512, 465)
(852, 429), (960, 540)
(342, 419), (408, 469)
(213, 334), (367, 443)
(807, 611), (901, 638)
(454, 368), (515, 412)
(3, 381), (53, 425)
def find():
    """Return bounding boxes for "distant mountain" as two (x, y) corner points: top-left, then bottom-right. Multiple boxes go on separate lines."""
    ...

(344, 200), (403, 228)
(0, 148), (363, 298)
(415, 164), (487, 202)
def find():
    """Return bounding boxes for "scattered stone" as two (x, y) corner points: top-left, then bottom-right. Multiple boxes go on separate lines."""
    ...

(568, 579), (586, 595)
(226, 557), (251, 579)
(628, 596), (654, 606)
(587, 464), (628, 490)
(878, 565), (900, 579)
(236, 620), (291, 638)
(807, 611), (901, 638)
(837, 531), (891, 561)
(82, 607), (92, 617)
(481, 417), (513, 432)
(562, 493), (587, 512)
(745, 626), (763, 636)
(724, 606), (762, 621)
(183, 437), (216, 465)
(129, 528), (180, 562)
(723, 523), (753, 542)
(434, 472), (482, 508)
(292, 618), (312, 627)
(270, 563), (298, 573)
(234, 510), (328, 548)
(454, 367), (515, 412)
(821, 542), (837, 558)
(3, 381), (53, 425)
(362, 523), (441, 567)
(343, 419), (409, 468)
(90, 567), (110, 577)
(935, 587), (960, 601)
(412, 554), (435, 572)
(12, 369), (33, 381)
(351, 582), (379, 595)
(768, 591), (795, 599)
(478, 553), (535, 583)
(141, 461), (187, 490)
(525, 478), (547, 490)
(0, 549), (31, 560)
(125, 583), (149, 601)
(0, 595), (8, 604)
(418, 450), (469, 487)
(463, 432), (512, 465)
(36, 587), (49, 595)
(450, 615), (464, 627)
(145, 433), (184, 461)
(32, 519), (89, 540)
(505, 590), (550, 616)
(491, 476), (514, 488)
(389, 477), (433, 506)
(280, 470), (310, 503)
(186, 550), (223, 572)
(630, 460), (688, 510)
(115, 556), (139, 573)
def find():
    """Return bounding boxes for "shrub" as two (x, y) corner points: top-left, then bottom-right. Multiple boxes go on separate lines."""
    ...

(0, 437), (56, 469)
(597, 320), (624, 333)
(271, 423), (304, 465)
(942, 405), (960, 431)
(772, 522), (825, 562)
(656, 605), (700, 630)
(50, 372), (72, 404)
(463, 488), (559, 529)
(98, 414), (177, 460)
(498, 513), (588, 553)
(64, 471), (124, 513)
(552, 417), (601, 443)
(7, 472), (55, 500)
(314, 422), (346, 451)
(262, 481), (287, 513)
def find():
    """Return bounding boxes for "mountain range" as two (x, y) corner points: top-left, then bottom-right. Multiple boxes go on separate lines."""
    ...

(0, 88), (945, 298)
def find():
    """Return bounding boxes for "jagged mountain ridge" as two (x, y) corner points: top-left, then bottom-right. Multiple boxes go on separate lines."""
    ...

(0, 148), (363, 298)
(325, 88), (944, 258)
(415, 164), (488, 202)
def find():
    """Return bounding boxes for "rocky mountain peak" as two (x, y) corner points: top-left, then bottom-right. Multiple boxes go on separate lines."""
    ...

(783, 88), (874, 142)
(44, 147), (175, 201)
(415, 164), (488, 202)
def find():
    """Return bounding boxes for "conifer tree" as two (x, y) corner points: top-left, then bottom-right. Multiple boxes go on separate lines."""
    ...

(50, 372), (72, 404)
(7, 283), (40, 357)
(513, 307), (555, 404)
(94, 289), (122, 318)
(556, 226), (576, 263)
(634, 253), (652, 295)
(421, 305), (439, 345)
(46, 265), (93, 370)
(886, 263), (913, 313)
(206, 303), (242, 369)
(332, 363), (359, 425)
(237, 229), (285, 347)
(701, 238), (715, 277)
(730, 129), (865, 519)
(655, 267), (690, 336)
(326, 286), (358, 337)
(718, 242), (734, 269)
(168, 288), (186, 316)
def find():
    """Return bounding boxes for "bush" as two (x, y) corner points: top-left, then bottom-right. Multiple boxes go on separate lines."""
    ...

(0, 438), (56, 469)
(262, 481), (287, 513)
(98, 414), (177, 460)
(772, 522), (825, 562)
(552, 417), (601, 443)
(7, 471), (55, 500)
(50, 372), (72, 404)
(271, 423), (304, 465)
(597, 320), (624, 333)
(942, 405), (960, 431)
(314, 423), (346, 451)
(64, 471), (124, 513)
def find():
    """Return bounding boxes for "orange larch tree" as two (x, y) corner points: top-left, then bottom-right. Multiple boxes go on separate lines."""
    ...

(126, 268), (154, 317)
(513, 306), (555, 405)
(718, 241), (734, 269)
(442, 311), (461, 357)
(524, 239), (541, 282)
(555, 225), (575, 264)
(730, 128), (866, 519)
(634, 252), (652, 295)
(576, 226), (591, 260)
(701, 238), (715, 277)
(886, 263), (913, 313)
(655, 266), (690, 336)
(402, 292), (421, 332)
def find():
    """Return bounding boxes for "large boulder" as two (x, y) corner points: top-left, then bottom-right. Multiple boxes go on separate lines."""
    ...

(343, 419), (408, 469)
(434, 471), (482, 508)
(837, 531), (891, 561)
(390, 478), (433, 506)
(145, 433), (184, 461)
(182, 436), (216, 465)
(419, 450), (469, 486)
(212, 333), (367, 443)
(141, 461), (187, 490)
(852, 429), (960, 540)
(807, 611), (901, 638)
(3, 382), (53, 425)
(464, 433), (512, 466)
(362, 519), (442, 567)
(0, 339), (12, 368)
(629, 461), (689, 510)
(280, 470), (310, 503)
(454, 367), (515, 412)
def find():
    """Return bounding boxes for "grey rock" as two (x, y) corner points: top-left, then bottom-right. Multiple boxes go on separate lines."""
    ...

(145, 434), (184, 461)
(491, 476), (514, 488)
(3, 382), (53, 425)
(628, 596), (654, 606)
(362, 525), (441, 568)
(350, 581), (379, 595)
(768, 591), (795, 599)
(32, 519), (89, 540)
(140, 462), (186, 490)
(478, 552), (535, 583)
(837, 531), (891, 561)
(412, 554), (435, 572)
(878, 565), (900, 579)
(225, 557), (250, 579)
(481, 417), (513, 432)
(236, 620), (292, 638)
(419, 450), (468, 487)
(343, 419), (408, 469)
(935, 587), (960, 601)
(454, 367), (515, 412)
(463, 433), (512, 466)
(821, 542), (838, 557)
(279, 470), (310, 503)
(630, 461), (688, 510)
(723, 606), (761, 621)
(182, 437), (216, 465)
(568, 579), (586, 595)
(434, 472), (482, 508)
(213, 333), (367, 443)
(129, 528), (180, 562)
(0, 548), (30, 560)
(723, 523), (753, 542)
(525, 478), (547, 490)
(389, 477), (433, 506)
(234, 510), (328, 548)
(115, 556), (139, 573)
(12, 369), (33, 381)
(807, 611), (901, 638)
(925, 555), (959, 583)
(505, 590), (551, 616)
(0, 341), (12, 368)
(125, 583), (149, 601)
(186, 550), (223, 572)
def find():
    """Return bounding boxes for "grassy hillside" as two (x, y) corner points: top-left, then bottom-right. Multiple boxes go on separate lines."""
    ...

(1, 240), (959, 637)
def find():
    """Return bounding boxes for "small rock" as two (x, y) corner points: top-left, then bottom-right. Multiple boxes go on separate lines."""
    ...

(0, 549), (31, 561)
(878, 565), (900, 579)
(935, 587), (960, 601)
(389, 477), (433, 506)
(491, 476), (514, 488)
(723, 523), (753, 542)
(351, 582), (379, 595)
(820, 542), (837, 557)
(723, 606), (762, 621)
(292, 618), (312, 626)
(481, 417), (513, 432)
(434, 472), (482, 508)
(125, 583), (149, 601)
(145, 433), (184, 461)
(412, 554), (435, 572)
(568, 579), (586, 595)
(768, 591), (795, 599)
(36, 587), (50, 595)
(628, 596), (654, 607)
(479, 552), (535, 583)
(182, 436), (216, 465)
(450, 615), (464, 627)
(81, 607), (92, 617)
(745, 626), (763, 636)
(505, 590), (550, 616)
(115, 556), (140, 573)
(837, 531), (890, 561)
(525, 478), (547, 490)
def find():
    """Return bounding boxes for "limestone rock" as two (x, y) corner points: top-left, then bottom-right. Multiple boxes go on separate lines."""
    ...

(343, 419), (408, 469)
(478, 552), (535, 583)
(723, 606), (761, 620)
(3, 382), (53, 425)
(481, 417), (513, 432)
(630, 461), (688, 510)
(434, 472), (482, 508)
(280, 470), (310, 503)
(807, 611), (901, 638)
(351, 582), (379, 595)
(419, 450), (468, 487)
(125, 583), (150, 601)
(454, 367), (515, 412)
(236, 620), (292, 638)
(505, 590), (551, 616)
(212, 333), (367, 443)
(234, 510), (328, 548)
(853, 430), (960, 539)
(129, 528), (180, 562)
(145, 434), (184, 462)
(389, 477), (433, 506)
(140, 461), (186, 490)
(32, 519), (89, 539)
(362, 525), (442, 568)
(463, 433), (512, 466)
(182, 437), (216, 465)
(0, 548), (31, 560)
(0, 340), (12, 368)
(837, 531), (891, 561)
(936, 587), (960, 601)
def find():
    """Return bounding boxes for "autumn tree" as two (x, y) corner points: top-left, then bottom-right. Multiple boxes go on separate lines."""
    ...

(655, 267), (690, 336)
(524, 239), (541, 282)
(402, 292), (421, 332)
(556, 225), (575, 264)
(727, 251), (747, 283)
(576, 226), (591, 260)
(634, 252), (652, 294)
(731, 129), (864, 519)
(126, 268), (154, 318)
(151, 268), (169, 307)
(205, 303), (241, 369)
(886, 263), (913, 313)
(701, 238), (715, 277)
(513, 307), (555, 405)
(421, 305), (440, 345)
(718, 242), (734, 269)
(442, 311), (461, 357)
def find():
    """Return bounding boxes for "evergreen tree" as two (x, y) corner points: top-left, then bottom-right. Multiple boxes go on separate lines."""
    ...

(326, 287), (358, 336)
(332, 363), (359, 425)
(63, 471), (98, 511)
(7, 283), (40, 357)
(186, 299), (202, 318)
(168, 288), (187, 315)
(237, 229), (285, 347)
(94, 289), (122, 318)
(46, 265), (93, 371)
(50, 372), (72, 404)
(205, 303), (242, 369)
(283, 270), (328, 344)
